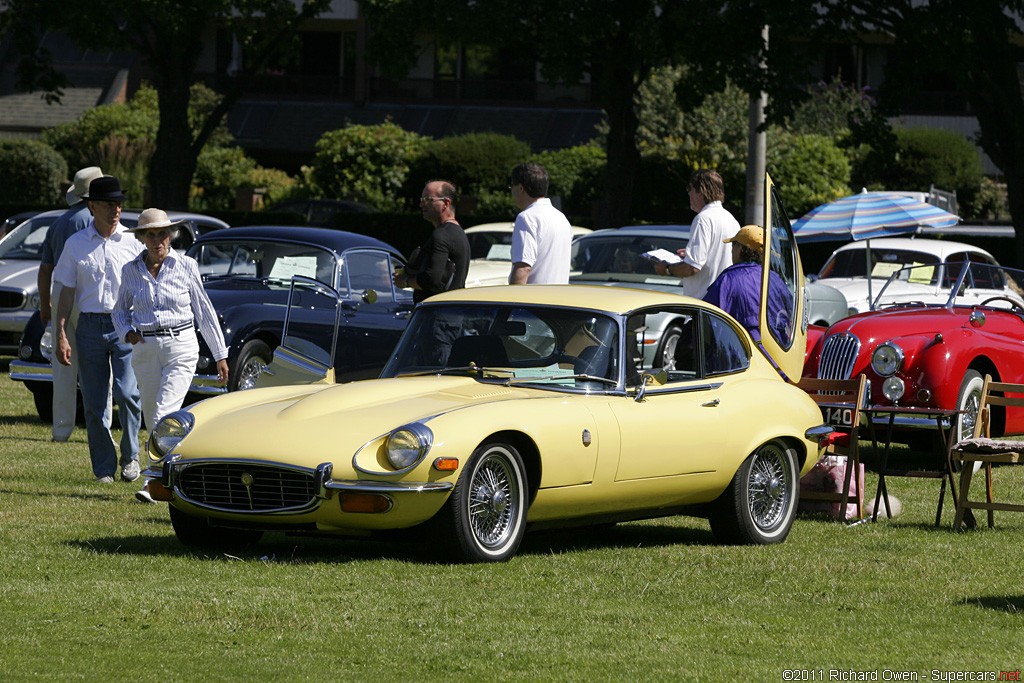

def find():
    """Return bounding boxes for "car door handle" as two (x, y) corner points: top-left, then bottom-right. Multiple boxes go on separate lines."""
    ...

(702, 399), (720, 407)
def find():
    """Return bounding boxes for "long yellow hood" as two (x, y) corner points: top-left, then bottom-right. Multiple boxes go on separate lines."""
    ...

(176, 377), (542, 468)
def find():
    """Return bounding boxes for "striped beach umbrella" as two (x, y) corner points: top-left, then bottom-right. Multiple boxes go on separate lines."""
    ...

(792, 191), (960, 243)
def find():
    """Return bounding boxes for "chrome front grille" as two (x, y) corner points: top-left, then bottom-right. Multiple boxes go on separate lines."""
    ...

(818, 333), (860, 380)
(175, 461), (319, 512)
(0, 289), (25, 310)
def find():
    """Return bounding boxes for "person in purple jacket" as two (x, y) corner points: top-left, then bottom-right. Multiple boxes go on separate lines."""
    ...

(703, 224), (793, 343)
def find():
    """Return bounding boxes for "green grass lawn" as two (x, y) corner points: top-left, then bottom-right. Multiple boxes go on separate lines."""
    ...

(2, 356), (1023, 681)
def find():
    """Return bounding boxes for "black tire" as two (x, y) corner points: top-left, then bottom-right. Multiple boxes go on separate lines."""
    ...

(436, 441), (528, 562)
(709, 440), (799, 545)
(28, 382), (53, 423)
(231, 339), (272, 391)
(169, 505), (263, 549)
(656, 324), (683, 371)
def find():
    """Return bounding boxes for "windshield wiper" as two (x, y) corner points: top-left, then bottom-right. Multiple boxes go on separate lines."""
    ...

(503, 373), (618, 387)
(395, 366), (515, 378)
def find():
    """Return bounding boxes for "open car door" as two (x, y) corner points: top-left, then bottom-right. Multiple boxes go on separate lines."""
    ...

(255, 275), (340, 389)
(758, 174), (807, 382)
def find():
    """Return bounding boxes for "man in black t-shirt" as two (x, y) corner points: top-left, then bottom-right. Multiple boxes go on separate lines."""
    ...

(394, 179), (470, 304)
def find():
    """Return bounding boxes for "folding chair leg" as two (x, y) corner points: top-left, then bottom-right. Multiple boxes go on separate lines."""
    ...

(985, 463), (995, 529)
(954, 463), (976, 531)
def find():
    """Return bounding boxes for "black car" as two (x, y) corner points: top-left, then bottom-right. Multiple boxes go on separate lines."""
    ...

(9, 225), (413, 422)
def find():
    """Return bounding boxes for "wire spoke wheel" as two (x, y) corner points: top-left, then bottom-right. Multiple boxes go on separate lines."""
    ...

(709, 440), (798, 545)
(746, 445), (790, 531)
(440, 441), (528, 562)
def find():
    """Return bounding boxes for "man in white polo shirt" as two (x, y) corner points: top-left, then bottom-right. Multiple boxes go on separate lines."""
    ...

(53, 176), (144, 484)
(508, 162), (572, 285)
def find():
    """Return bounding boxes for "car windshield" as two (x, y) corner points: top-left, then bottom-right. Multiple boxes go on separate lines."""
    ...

(0, 215), (56, 260)
(381, 303), (621, 391)
(571, 234), (688, 280)
(466, 231), (512, 261)
(818, 247), (941, 280)
(873, 260), (1024, 309)
(188, 240), (337, 287)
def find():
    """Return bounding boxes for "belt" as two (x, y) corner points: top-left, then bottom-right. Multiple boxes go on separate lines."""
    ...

(80, 312), (111, 317)
(140, 322), (193, 337)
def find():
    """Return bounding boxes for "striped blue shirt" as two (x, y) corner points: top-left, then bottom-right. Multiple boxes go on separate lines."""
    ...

(113, 249), (228, 361)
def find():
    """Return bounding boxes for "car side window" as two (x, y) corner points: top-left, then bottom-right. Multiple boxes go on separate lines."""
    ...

(345, 251), (393, 303)
(701, 312), (750, 376)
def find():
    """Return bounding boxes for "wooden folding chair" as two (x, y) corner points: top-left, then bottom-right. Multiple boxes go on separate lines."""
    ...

(952, 375), (1024, 530)
(797, 374), (868, 521)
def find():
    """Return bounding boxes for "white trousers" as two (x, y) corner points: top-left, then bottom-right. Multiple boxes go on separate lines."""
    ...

(130, 327), (199, 432)
(50, 283), (111, 441)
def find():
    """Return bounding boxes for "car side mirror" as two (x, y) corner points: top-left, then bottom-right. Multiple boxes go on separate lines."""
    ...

(362, 289), (379, 305)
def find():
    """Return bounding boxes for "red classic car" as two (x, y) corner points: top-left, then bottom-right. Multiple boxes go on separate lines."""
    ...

(804, 259), (1024, 443)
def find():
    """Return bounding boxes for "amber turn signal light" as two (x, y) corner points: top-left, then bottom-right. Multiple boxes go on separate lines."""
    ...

(148, 479), (173, 502)
(432, 457), (459, 471)
(339, 492), (393, 513)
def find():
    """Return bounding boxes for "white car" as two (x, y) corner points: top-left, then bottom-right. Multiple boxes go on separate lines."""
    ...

(464, 222), (592, 287)
(813, 238), (1016, 314)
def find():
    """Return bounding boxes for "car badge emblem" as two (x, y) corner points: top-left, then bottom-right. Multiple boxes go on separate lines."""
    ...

(240, 471), (255, 508)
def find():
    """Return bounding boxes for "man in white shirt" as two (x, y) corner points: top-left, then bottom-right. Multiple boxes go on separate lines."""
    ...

(53, 176), (145, 484)
(657, 168), (740, 299)
(508, 162), (572, 284)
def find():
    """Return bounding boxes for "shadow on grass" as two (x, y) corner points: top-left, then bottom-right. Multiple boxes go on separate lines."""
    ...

(65, 519), (716, 565)
(960, 595), (1024, 613)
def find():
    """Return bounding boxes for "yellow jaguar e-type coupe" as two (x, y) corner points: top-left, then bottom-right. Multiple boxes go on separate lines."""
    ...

(145, 178), (831, 562)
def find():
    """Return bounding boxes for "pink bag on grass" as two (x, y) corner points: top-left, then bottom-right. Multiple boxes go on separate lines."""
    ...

(798, 455), (865, 521)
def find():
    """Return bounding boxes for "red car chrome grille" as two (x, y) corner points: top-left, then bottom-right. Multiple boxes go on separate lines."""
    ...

(817, 333), (860, 380)
(176, 462), (318, 512)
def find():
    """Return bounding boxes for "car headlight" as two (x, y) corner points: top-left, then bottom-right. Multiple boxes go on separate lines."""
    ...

(871, 342), (903, 377)
(39, 324), (53, 361)
(149, 410), (195, 462)
(27, 292), (41, 310)
(385, 423), (433, 471)
(882, 376), (905, 402)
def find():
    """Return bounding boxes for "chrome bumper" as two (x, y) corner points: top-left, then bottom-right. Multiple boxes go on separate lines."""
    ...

(10, 360), (227, 396)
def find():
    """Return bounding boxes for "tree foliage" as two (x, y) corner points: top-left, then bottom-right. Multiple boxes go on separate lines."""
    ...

(360, 0), (836, 228)
(834, 0), (1024, 263)
(767, 132), (852, 217)
(0, 0), (330, 209)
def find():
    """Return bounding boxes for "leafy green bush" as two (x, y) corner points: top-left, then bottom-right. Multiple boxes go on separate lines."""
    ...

(190, 146), (257, 211)
(412, 132), (530, 199)
(973, 177), (1009, 221)
(309, 121), (428, 212)
(0, 139), (67, 205)
(767, 132), (851, 218)
(882, 127), (982, 215)
(535, 144), (606, 219)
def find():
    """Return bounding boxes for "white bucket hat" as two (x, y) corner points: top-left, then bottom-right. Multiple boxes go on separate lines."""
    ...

(128, 208), (185, 232)
(65, 166), (104, 206)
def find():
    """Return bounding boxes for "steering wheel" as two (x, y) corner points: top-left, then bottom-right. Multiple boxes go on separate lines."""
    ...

(979, 296), (1024, 313)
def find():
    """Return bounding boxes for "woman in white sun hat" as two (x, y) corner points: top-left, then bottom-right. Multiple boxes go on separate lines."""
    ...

(113, 208), (229, 503)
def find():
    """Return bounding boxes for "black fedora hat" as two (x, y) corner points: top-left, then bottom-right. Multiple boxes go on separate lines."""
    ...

(82, 175), (126, 201)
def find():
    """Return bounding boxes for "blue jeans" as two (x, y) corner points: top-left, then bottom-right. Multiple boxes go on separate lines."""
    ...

(75, 313), (141, 478)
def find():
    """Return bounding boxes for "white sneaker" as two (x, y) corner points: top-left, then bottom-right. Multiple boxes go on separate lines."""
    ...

(121, 460), (141, 482)
(96, 475), (115, 484)
(135, 488), (156, 504)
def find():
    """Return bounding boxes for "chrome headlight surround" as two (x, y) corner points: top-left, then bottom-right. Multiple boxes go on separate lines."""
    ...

(871, 342), (904, 377)
(385, 423), (433, 472)
(149, 410), (195, 464)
